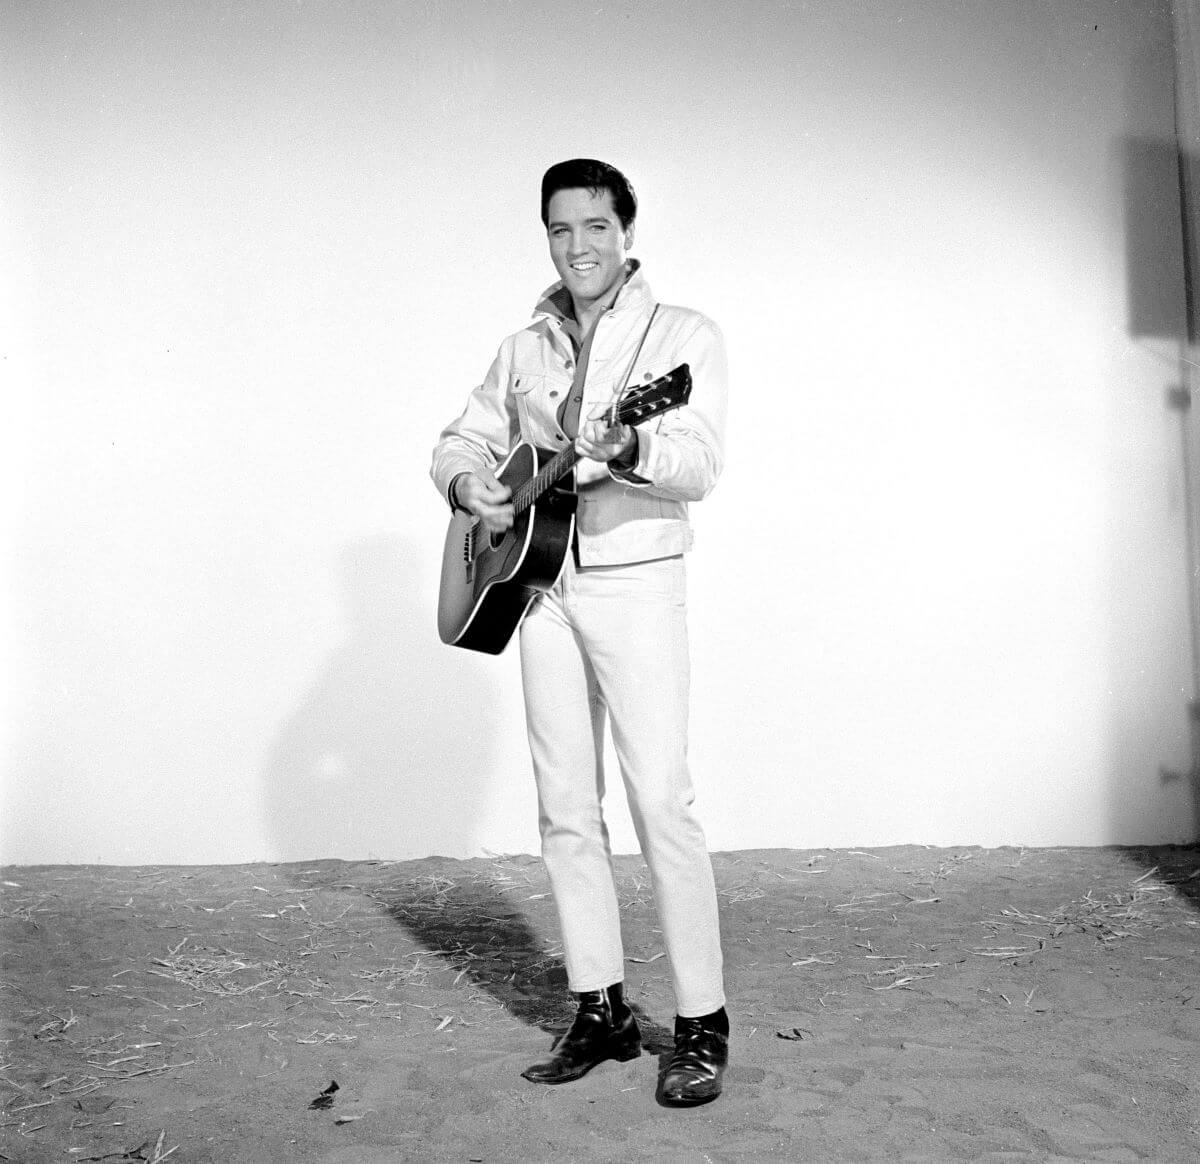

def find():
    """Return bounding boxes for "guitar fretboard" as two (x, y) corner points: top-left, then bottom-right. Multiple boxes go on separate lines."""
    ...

(512, 445), (579, 518)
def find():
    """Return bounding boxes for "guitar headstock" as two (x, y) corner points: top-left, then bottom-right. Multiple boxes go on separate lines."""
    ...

(614, 364), (692, 427)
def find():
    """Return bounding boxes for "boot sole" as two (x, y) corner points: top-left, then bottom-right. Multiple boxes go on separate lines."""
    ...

(658, 1084), (722, 1107)
(657, 1065), (726, 1106)
(521, 1039), (642, 1085)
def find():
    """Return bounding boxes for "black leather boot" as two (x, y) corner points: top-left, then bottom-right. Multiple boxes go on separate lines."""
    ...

(521, 983), (642, 1084)
(657, 1009), (729, 1106)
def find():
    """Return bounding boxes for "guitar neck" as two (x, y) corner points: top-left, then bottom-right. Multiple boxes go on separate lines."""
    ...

(511, 444), (579, 518)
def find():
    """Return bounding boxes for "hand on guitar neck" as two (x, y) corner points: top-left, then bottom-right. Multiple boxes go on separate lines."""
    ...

(576, 405), (638, 470)
(452, 470), (513, 535)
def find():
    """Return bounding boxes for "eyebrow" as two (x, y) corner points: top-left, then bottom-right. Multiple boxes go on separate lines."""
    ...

(548, 216), (613, 229)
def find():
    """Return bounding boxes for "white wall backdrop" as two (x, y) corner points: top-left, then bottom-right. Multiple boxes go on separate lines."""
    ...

(2, 0), (1194, 865)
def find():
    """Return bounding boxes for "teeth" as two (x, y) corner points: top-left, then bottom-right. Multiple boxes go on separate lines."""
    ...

(571, 262), (598, 271)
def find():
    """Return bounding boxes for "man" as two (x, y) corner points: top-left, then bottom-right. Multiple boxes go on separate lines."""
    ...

(430, 159), (728, 1106)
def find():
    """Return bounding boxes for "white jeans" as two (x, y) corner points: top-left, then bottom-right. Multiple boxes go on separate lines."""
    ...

(518, 553), (725, 1018)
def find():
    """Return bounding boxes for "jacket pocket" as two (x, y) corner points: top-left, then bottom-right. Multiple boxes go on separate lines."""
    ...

(509, 372), (544, 396)
(508, 373), (555, 447)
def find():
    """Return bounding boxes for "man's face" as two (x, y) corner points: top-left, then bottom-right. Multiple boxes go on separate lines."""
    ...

(546, 187), (634, 314)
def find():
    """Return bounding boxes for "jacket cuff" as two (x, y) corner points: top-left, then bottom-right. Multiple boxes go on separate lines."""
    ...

(446, 471), (472, 512)
(608, 432), (651, 486)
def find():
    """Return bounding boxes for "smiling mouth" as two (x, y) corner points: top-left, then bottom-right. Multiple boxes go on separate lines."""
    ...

(570, 262), (599, 274)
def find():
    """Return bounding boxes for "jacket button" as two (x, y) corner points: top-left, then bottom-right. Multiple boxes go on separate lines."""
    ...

(549, 390), (559, 397)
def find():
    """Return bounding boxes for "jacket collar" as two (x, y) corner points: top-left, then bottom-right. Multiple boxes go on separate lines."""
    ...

(531, 259), (653, 325)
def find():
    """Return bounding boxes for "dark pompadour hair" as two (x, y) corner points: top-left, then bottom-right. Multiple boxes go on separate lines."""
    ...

(540, 159), (637, 230)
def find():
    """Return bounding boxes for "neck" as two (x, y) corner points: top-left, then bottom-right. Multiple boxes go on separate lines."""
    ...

(511, 441), (581, 518)
(570, 261), (631, 333)
(573, 300), (609, 334)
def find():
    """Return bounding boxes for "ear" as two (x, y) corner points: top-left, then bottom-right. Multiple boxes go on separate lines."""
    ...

(623, 221), (635, 252)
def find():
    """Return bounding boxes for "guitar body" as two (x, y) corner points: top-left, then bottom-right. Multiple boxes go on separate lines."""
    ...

(437, 441), (576, 655)
(436, 362), (692, 655)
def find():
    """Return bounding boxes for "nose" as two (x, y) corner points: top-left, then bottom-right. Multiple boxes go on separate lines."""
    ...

(567, 229), (588, 256)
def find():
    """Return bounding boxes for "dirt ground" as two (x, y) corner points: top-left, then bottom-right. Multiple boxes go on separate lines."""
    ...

(2, 845), (1198, 1163)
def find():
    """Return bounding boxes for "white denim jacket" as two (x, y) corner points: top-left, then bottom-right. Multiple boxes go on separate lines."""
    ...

(430, 264), (728, 566)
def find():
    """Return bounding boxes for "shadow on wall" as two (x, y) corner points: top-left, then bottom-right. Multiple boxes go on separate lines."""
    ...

(262, 534), (502, 861)
(1120, 133), (1199, 844)
(1120, 135), (1200, 903)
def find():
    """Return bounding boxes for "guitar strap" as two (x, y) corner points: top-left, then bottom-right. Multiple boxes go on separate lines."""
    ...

(555, 303), (661, 441)
(512, 301), (660, 471)
(612, 303), (661, 421)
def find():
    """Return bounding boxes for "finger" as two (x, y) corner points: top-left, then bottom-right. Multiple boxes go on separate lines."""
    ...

(583, 421), (616, 445)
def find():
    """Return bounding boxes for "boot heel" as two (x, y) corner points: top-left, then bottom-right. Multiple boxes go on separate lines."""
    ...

(522, 985), (639, 1084)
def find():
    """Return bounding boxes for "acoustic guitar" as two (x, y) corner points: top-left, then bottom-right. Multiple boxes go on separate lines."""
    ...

(437, 363), (693, 654)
